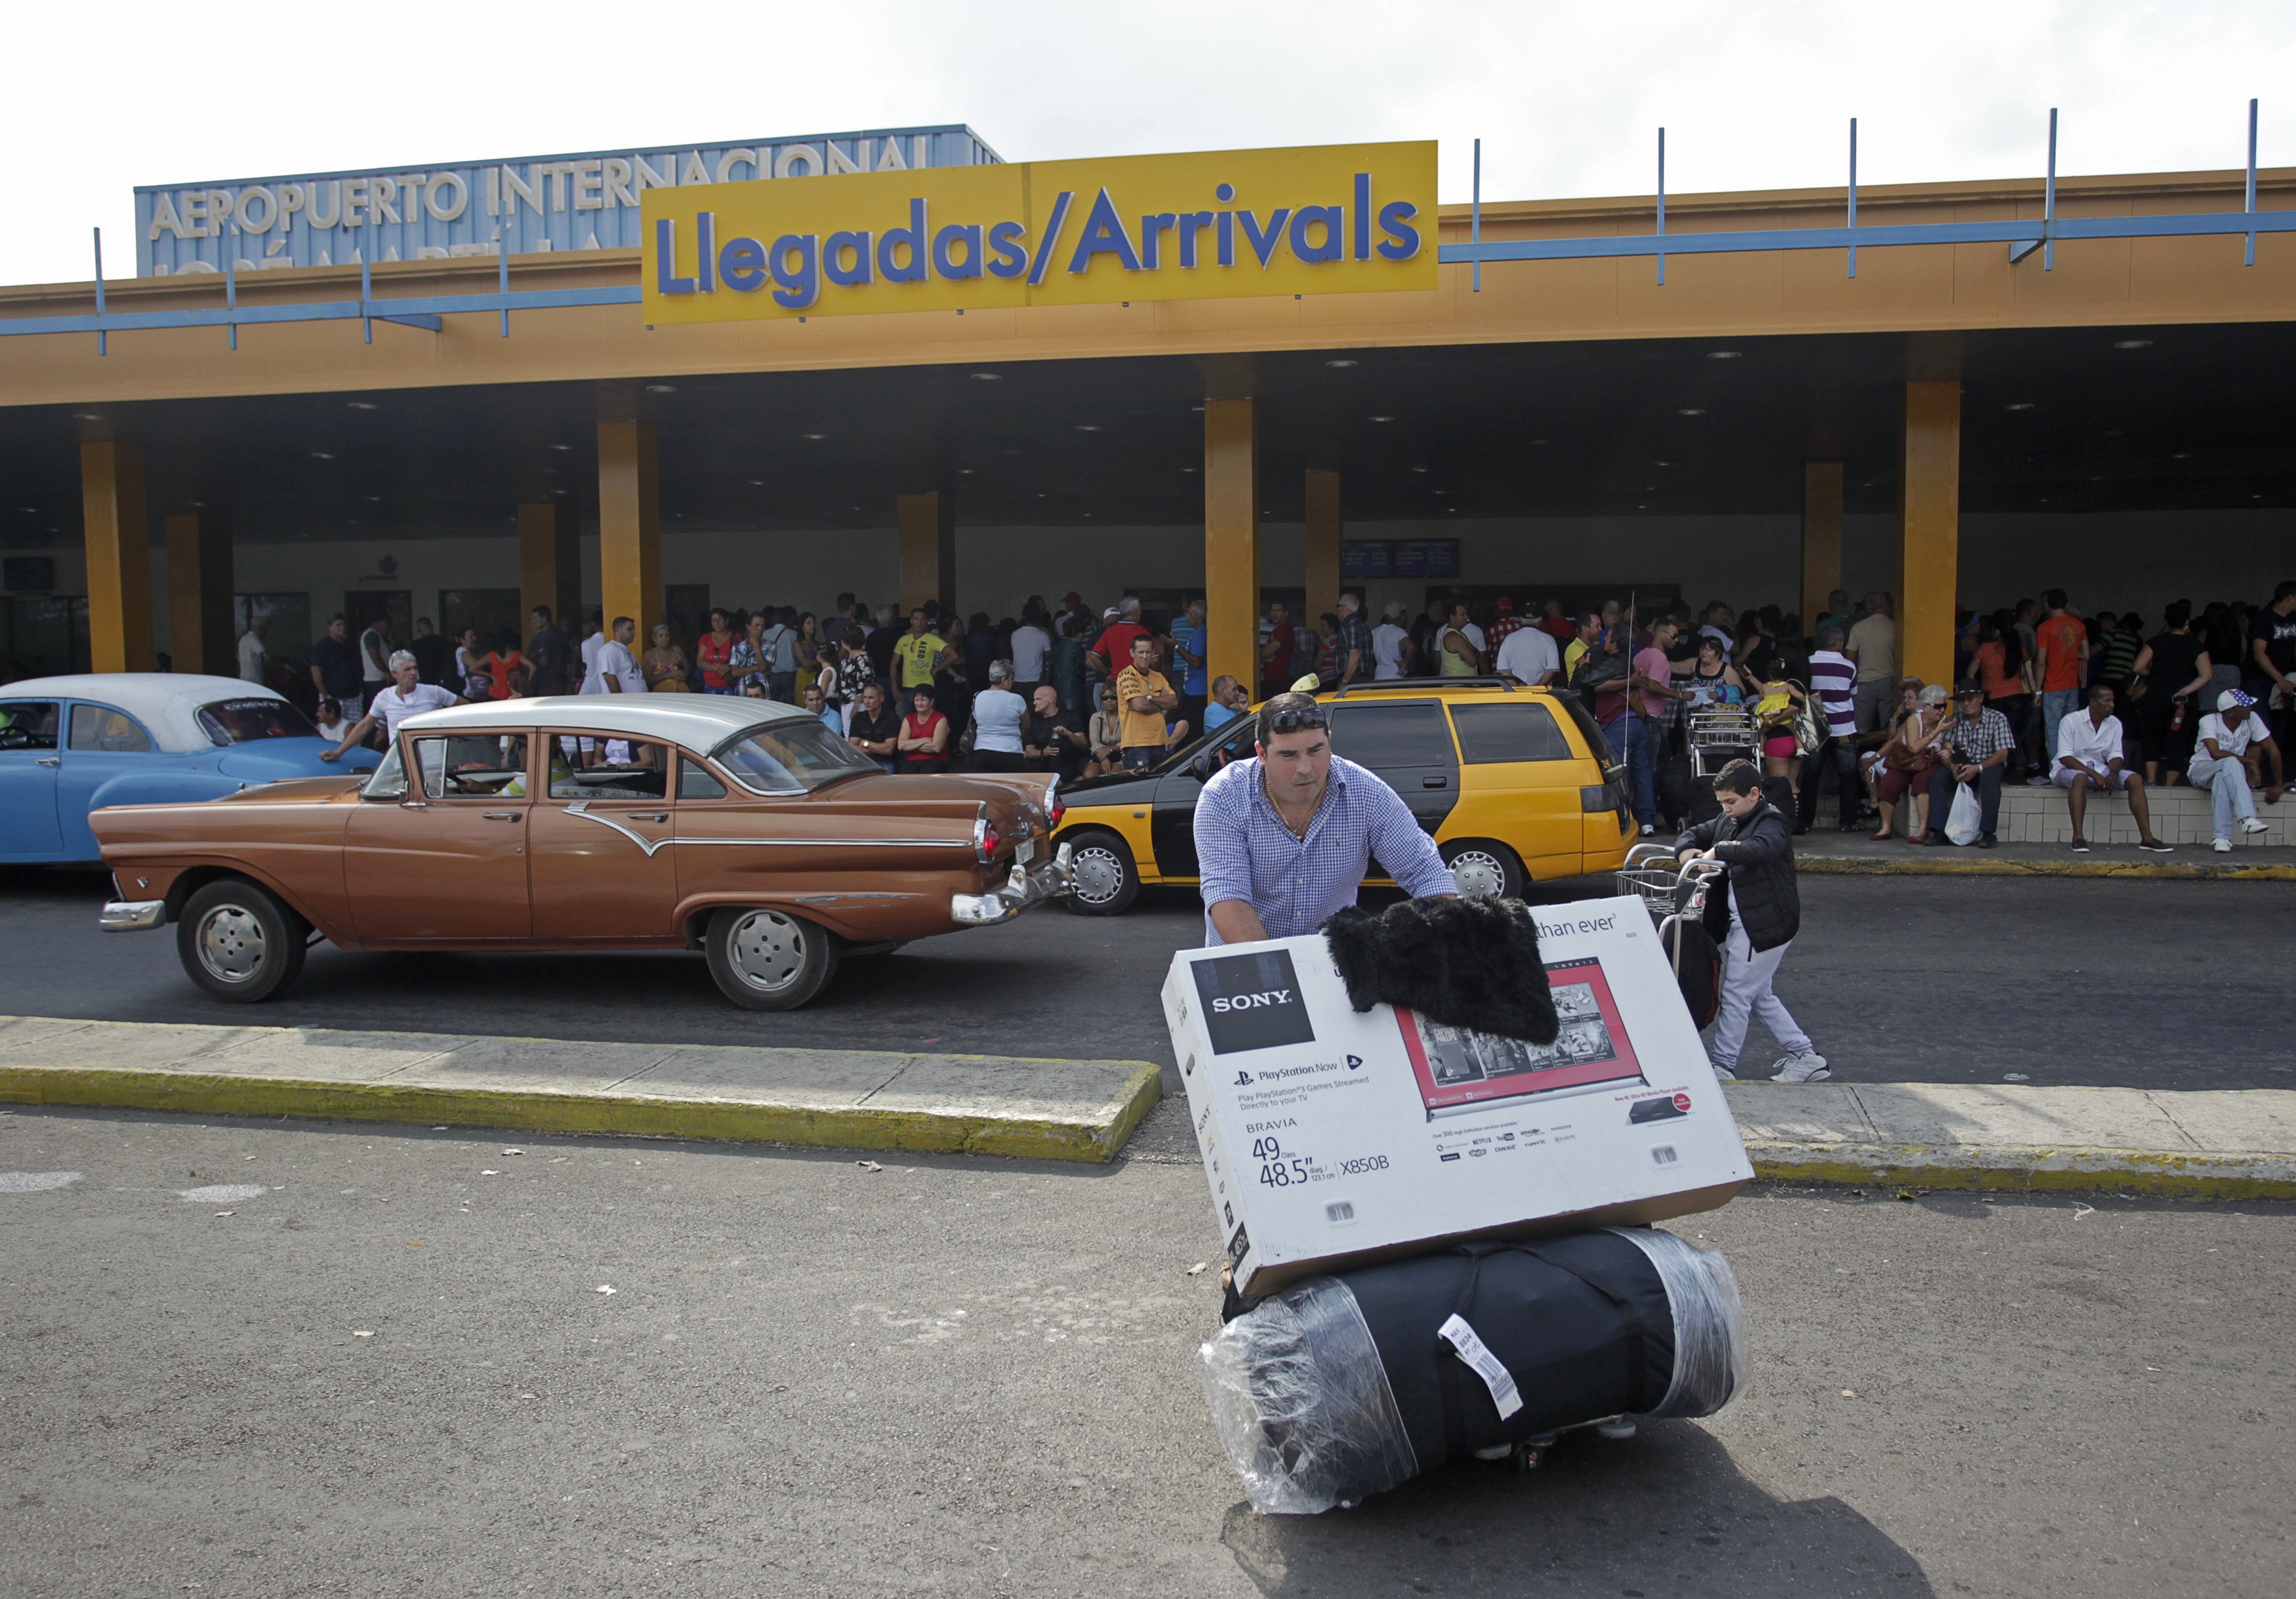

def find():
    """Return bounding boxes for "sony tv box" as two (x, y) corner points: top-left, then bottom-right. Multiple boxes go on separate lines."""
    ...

(1162, 897), (1752, 1297)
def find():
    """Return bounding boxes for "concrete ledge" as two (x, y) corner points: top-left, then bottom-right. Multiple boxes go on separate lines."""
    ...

(1727, 1080), (2296, 1199)
(1796, 852), (2296, 881)
(1744, 1139), (2296, 1199)
(0, 1016), (1161, 1164)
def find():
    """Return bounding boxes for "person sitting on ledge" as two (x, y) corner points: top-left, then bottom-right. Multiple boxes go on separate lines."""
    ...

(2053, 682), (2173, 855)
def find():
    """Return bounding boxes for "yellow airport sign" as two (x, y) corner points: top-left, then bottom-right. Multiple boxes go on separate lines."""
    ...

(640, 140), (1437, 322)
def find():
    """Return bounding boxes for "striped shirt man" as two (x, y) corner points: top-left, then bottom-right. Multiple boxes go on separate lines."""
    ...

(1808, 649), (1858, 738)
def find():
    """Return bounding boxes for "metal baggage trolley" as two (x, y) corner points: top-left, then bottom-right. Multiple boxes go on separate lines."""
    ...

(1618, 844), (1729, 1026)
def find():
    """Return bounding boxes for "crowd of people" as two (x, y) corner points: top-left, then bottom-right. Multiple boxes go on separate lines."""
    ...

(239, 577), (2294, 846)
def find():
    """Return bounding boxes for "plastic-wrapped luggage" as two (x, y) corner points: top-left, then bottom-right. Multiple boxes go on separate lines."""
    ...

(1200, 1227), (1746, 1515)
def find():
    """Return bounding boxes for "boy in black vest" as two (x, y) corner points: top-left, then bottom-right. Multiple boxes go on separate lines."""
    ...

(1675, 758), (1828, 1083)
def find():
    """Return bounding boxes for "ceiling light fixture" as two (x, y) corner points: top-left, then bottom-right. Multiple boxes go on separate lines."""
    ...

(645, 383), (677, 393)
(73, 412), (104, 421)
(749, 478), (764, 486)
(1676, 407), (1705, 417)
(1075, 424), (1101, 432)
(1706, 350), (1742, 360)
(802, 432), (827, 440)
(549, 444), (572, 452)
(2005, 402), (2036, 411)
(347, 402), (379, 411)
(2113, 339), (2154, 350)
(1325, 358), (1359, 368)
(972, 372), (1001, 381)
(2173, 451), (2194, 459)
(311, 451), (335, 460)
(1368, 415), (1395, 423)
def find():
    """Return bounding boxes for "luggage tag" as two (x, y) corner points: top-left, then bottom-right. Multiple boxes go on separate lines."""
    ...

(1437, 1313), (1523, 1420)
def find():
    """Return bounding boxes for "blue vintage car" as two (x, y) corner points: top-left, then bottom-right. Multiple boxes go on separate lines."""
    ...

(0, 674), (379, 864)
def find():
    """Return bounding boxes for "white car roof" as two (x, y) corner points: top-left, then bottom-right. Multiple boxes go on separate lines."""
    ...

(0, 674), (289, 755)
(401, 692), (810, 749)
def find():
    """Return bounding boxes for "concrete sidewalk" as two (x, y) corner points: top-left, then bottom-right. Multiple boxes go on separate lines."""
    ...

(4, 1014), (2291, 1195)
(0, 1014), (1160, 1164)
(1728, 1079), (2296, 1197)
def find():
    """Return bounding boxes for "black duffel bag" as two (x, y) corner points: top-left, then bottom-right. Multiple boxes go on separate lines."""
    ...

(1200, 1228), (1746, 1514)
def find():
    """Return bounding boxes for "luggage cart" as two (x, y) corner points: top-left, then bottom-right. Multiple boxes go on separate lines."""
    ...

(1685, 702), (1760, 777)
(1618, 844), (1729, 1027)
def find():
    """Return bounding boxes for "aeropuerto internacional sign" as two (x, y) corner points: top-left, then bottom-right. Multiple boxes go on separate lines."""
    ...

(640, 141), (1439, 321)
(134, 127), (1002, 277)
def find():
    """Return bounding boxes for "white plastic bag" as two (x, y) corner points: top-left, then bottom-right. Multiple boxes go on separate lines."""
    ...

(1945, 781), (1982, 845)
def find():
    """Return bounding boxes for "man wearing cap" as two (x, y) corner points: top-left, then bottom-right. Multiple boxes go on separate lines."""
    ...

(1194, 691), (1456, 945)
(1371, 602), (1414, 679)
(1485, 597), (1525, 672)
(320, 650), (466, 762)
(1496, 608), (1562, 686)
(1921, 682), (2016, 848)
(2187, 689), (2282, 852)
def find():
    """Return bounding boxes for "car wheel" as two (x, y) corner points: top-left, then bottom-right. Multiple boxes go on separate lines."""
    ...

(1441, 839), (1527, 902)
(705, 906), (840, 1011)
(1062, 829), (1139, 916)
(176, 879), (309, 1003)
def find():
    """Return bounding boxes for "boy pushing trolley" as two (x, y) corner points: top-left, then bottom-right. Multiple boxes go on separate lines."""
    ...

(1673, 758), (1829, 1083)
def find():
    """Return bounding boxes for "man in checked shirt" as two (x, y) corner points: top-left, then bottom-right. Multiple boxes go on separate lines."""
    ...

(1920, 680), (2016, 848)
(1193, 692), (1457, 946)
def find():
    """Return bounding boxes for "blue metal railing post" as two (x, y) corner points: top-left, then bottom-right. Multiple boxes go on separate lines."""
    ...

(2044, 108), (2059, 271)
(2246, 97), (2259, 267)
(1656, 127), (1667, 286)
(500, 222), (512, 337)
(226, 255), (238, 351)
(1847, 117), (1859, 280)
(1471, 138), (1482, 293)
(92, 228), (106, 356)
(361, 248), (373, 344)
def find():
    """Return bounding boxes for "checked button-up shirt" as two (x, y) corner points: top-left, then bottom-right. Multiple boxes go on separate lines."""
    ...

(1193, 754), (1456, 945)
(1944, 706), (2017, 764)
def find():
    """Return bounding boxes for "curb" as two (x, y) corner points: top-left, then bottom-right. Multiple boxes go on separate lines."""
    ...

(0, 1060), (1165, 1166)
(1745, 1138), (2296, 1199)
(1795, 854), (2296, 882)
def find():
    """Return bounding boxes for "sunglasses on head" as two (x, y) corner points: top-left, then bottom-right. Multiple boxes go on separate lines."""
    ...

(1262, 705), (1329, 735)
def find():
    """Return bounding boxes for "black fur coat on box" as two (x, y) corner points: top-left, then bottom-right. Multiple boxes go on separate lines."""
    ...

(1321, 896), (1557, 1044)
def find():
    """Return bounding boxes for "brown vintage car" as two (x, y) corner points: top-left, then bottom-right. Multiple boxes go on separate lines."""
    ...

(92, 695), (1073, 1010)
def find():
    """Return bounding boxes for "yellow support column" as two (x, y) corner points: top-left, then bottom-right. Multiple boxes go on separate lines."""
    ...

(82, 440), (153, 674)
(518, 501), (581, 629)
(596, 420), (660, 642)
(1899, 382), (1961, 692)
(1204, 397), (1260, 697)
(1801, 462), (1843, 635)
(1303, 467), (1341, 629)
(896, 491), (956, 617)
(165, 510), (235, 677)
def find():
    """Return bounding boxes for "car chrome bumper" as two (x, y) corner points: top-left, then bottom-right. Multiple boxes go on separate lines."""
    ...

(100, 899), (167, 932)
(951, 843), (1075, 927)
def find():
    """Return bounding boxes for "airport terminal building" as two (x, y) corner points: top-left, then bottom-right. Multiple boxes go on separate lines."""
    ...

(2, 121), (2293, 699)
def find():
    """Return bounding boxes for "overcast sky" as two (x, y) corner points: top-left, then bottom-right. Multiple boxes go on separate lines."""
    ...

(5, 0), (2292, 285)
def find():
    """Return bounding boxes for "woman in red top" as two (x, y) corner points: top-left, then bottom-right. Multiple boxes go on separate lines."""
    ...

(897, 687), (951, 773)
(697, 608), (737, 696)
(482, 634), (525, 700)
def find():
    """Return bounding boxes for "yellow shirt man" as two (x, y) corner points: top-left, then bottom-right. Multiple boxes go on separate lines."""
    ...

(1115, 663), (1172, 750)
(893, 631), (947, 690)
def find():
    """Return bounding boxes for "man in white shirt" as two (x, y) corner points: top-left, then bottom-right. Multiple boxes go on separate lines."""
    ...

(1010, 616), (1052, 690)
(319, 651), (463, 763)
(1371, 603), (1412, 679)
(2186, 688), (2282, 852)
(236, 618), (267, 683)
(580, 616), (646, 766)
(2053, 684), (2171, 854)
(579, 615), (606, 690)
(1495, 621), (1561, 686)
(358, 615), (393, 696)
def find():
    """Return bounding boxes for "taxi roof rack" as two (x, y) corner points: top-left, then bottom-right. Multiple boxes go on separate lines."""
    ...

(1330, 676), (1518, 697)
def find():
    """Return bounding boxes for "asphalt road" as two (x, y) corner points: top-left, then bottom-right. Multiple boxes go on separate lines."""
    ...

(5, 866), (2293, 1092)
(3, 1104), (2291, 1599)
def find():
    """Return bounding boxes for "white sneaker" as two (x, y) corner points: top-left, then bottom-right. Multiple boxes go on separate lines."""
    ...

(1771, 1052), (1831, 1083)
(1640, 823), (1656, 837)
(1710, 1062), (1738, 1081)
(2240, 817), (2270, 835)
(2213, 837), (2232, 852)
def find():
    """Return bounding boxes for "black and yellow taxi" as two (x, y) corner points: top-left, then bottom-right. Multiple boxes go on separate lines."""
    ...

(1050, 677), (1634, 914)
